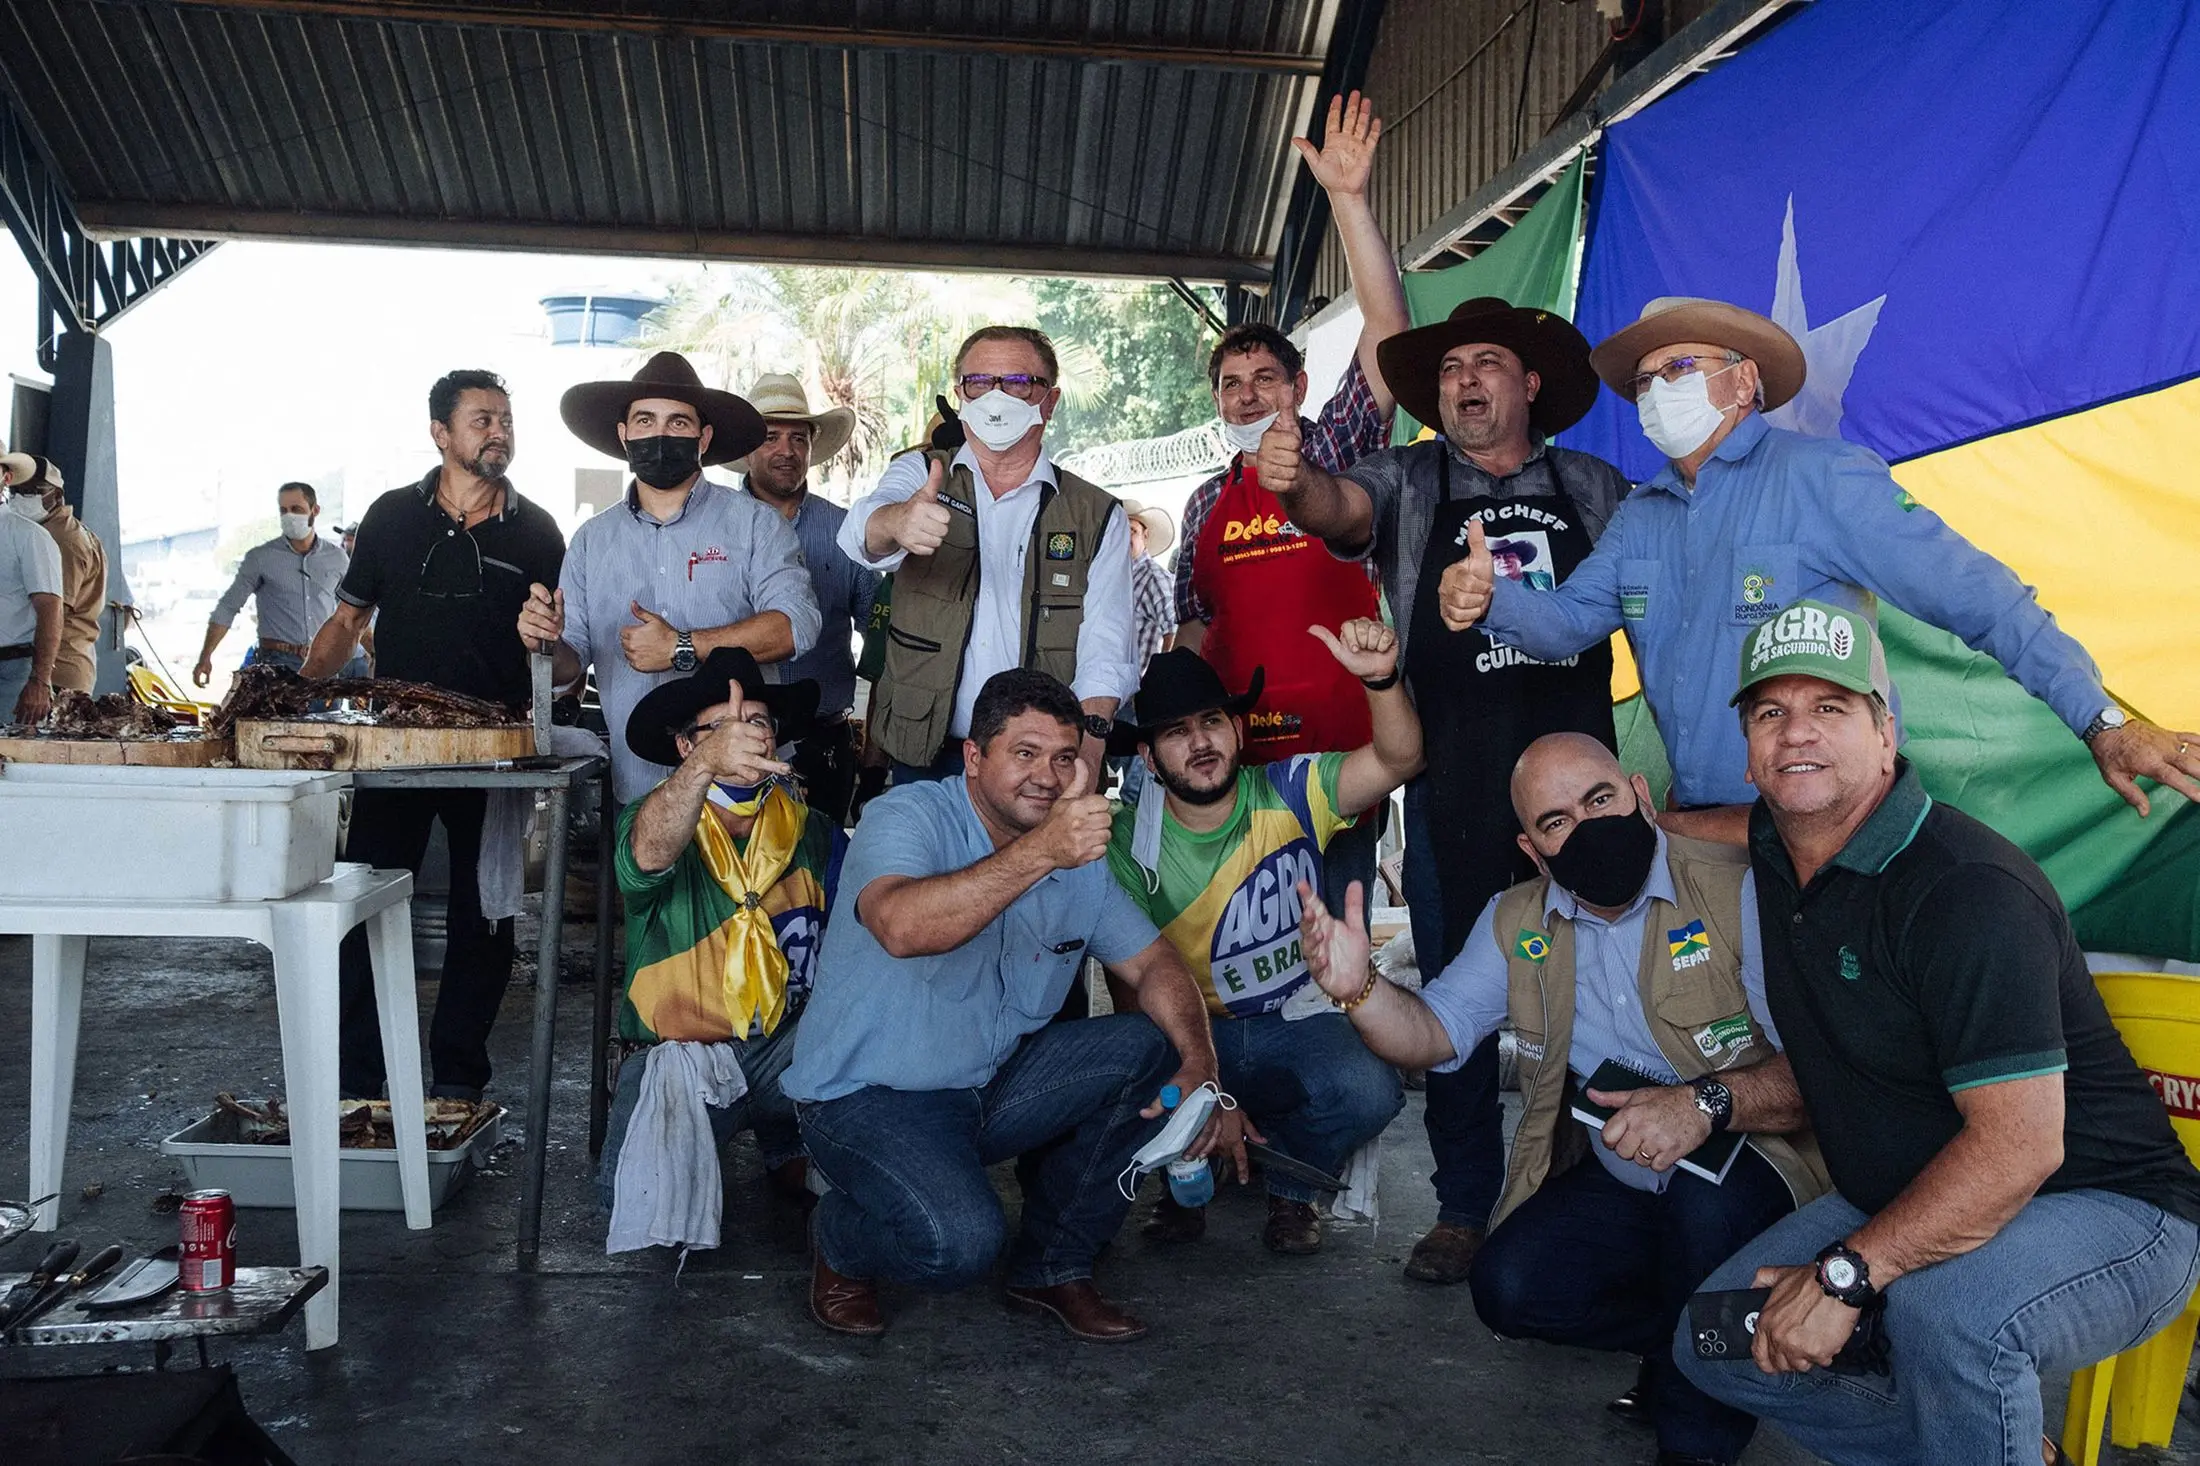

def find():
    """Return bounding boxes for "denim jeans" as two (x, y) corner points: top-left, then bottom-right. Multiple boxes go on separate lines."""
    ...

(594, 1016), (807, 1211)
(1677, 1187), (2200, 1466)
(0, 658), (32, 717)
(888, 740), (966, 787)
(1472, 1144), (1797, 1463)
(1215, 1011), (1401, 1204)
(798, 1013), (1174, 1290)
(1402, 777), (1504, 1229)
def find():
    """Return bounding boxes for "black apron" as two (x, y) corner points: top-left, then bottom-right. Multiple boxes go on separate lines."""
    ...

(1405, 447), (1617, 966)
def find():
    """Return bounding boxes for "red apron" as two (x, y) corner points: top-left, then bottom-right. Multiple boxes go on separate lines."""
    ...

(1191, 458), (1380, 763)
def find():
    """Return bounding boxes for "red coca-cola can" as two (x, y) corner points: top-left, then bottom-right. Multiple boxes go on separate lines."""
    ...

(179, 1189), (236, 1293)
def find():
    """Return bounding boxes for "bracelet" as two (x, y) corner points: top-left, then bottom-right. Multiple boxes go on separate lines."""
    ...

(1338, 966), (1380, 1012)
(1360, 670), (1400, 692)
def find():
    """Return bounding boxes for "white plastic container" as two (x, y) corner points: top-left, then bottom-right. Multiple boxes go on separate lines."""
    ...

(0, 765), (347, 901)
(160, 1108), (504, 1212)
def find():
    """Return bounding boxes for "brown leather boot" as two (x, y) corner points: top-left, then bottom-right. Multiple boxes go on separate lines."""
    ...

(1005, 1280), (1148, 1343)
(1262, 1196), (1323, 1255)
(809, 1253), (884, 1337)
(1403, 1220), (1485, 1284)
(1140, 1195), (1207, 1243)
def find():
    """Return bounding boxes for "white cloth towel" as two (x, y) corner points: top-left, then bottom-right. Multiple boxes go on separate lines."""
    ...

(478, 725), (609, 922)
(607, 1040), (749, 1255)
(1327, 1137), (1382, 1224)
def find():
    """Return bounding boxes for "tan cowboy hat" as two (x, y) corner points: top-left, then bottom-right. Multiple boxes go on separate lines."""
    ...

(1118, 499), (1175, 557)
(1590, 297), (1807, 411)
(731, 373), (857, 474)
(1375, 296), (1602, 436)
(559, 350), (766, 468)
(0, 452), (56, 490)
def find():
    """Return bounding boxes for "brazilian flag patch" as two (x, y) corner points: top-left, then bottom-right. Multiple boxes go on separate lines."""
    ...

(1894, 487), (1920, 512)
(1514, 928), (1551, 964)
(1045, 531), (1077, 560)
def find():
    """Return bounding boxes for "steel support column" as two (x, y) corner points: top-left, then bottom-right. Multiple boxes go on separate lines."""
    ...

(1266, 0), (1389, 333)
(44, 331), (125, 695)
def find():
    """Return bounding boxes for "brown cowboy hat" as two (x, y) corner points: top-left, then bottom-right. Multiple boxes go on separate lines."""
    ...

(1376, 297), (1601, 437)
(1589, 297), (1807, 411)
(559, 351), (767, 469)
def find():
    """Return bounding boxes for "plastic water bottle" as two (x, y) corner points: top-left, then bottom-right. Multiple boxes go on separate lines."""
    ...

(1157, 1085), (1214, 1206)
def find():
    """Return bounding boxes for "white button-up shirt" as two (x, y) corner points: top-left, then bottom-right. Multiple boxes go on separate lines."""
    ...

(0, 510), (64, 647)
(840, 446), (1137, 738)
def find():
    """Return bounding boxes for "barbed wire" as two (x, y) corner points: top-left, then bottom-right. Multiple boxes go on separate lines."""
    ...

(1058, 420), (1229, 488)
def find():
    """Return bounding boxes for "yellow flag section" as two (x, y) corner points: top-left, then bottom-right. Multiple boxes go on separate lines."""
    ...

(1888, 377), (2200, 729)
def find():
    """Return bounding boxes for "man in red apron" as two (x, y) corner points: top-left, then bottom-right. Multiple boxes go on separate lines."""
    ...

(1249, 299), (1634, 1305)
(1173, 89), (1406, 922)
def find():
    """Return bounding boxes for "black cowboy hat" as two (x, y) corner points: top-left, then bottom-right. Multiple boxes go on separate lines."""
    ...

(1106, 649), (1266, 757)
(559, 351), (768, 469)
(626, 647), (820, 769)
(1375, 297), (1602, 437)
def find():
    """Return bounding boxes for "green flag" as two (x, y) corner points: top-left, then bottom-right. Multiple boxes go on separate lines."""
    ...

(1393, 156), (1587, 444)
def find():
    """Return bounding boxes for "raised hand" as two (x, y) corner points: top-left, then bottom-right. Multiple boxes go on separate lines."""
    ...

(1255, 412), (1303, 498)
(1291, 90), (1382, 200)
(518, 582), (565, 653)
(691, 680), (791, 785)
(1310, 617), (1399, 684)
(895, 458), (953, 556)
(1437, 520), (1495, 630)
(621, 601), (679, 672)
(1029, 757), (1112, 871)
(1298, 879), (1372, 1003)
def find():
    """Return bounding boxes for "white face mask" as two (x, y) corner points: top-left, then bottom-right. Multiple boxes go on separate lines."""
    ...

(8, 493), (49, 523)
(1219, 410), (1278, 457)
(959, 389), (1046, 452)
(280, 512), (313, 540)
(1635, 364), (1737, 460)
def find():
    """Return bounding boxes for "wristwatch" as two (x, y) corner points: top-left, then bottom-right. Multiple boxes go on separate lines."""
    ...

(1690, 1075), (1734, 1133)
(1082, 713), (1114, 742)
(2080, 706), (2128, 745)
(1814, 1242), (1877, 1308)
(672, 630), (698, 674)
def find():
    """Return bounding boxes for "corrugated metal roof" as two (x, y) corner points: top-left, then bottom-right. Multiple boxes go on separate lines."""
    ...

(0, 0), (1341, 281)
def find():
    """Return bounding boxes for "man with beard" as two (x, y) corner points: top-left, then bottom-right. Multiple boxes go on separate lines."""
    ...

(516, 353), (821, 808)
(304, 369), (566, 1101)
(1253, 299), (1631, 1289)
(735, 373), (878, 825)
(1104, 630), (1417, 1255)
(785, 669), (1238, 1341)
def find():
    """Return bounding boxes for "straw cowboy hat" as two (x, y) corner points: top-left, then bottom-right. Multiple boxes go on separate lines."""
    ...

(0, 452), (57, 489)
(1375, 296), (1602, 436)
(1589, 297), (1807, 411)
(730, 373), (858, 475)
(559, 350), (767, 469)
(1118, 499), (1175, 558)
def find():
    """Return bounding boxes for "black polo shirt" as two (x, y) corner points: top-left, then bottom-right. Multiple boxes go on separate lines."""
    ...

(337, 469), (566, 709)
(1751, 761), (2200, 1224)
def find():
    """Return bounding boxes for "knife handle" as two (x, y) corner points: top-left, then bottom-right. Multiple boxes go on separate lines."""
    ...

(70, 1244), (125, 1286)
(28, 1239), (78, 1285)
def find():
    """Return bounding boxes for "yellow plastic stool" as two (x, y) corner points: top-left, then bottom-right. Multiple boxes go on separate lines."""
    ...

(2061, 970), (2200, 1465)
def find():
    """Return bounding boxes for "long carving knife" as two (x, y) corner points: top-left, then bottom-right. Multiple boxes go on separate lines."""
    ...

(5, 1243), (123, 1333)
(530, 649), (554, 756)
(0, 1239), (79, 1328)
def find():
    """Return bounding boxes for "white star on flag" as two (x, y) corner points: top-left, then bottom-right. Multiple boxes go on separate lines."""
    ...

(1764, 195), (1887, 440)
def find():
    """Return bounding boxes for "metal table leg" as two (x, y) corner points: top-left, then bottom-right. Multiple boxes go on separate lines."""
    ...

(589, 770), (615, 1157)
(517, 784), (571, 1270)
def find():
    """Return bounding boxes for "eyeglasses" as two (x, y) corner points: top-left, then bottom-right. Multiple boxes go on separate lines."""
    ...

(1627, 352), (1742, 397)
(957, 373), (1052, 401)
(417, 528), (482, 599)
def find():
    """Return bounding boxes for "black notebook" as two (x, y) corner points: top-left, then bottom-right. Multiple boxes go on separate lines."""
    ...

(1569, 1058), (1746, 1185)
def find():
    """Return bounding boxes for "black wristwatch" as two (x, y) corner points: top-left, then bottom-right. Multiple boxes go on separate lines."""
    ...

(672, 630), (698, 674)
(1361, 669), (1401, 692)
(1082, 713), (1113, 742)
(1690, 1075), (1734, 1133)
(1814, 1242), (1877, 1308)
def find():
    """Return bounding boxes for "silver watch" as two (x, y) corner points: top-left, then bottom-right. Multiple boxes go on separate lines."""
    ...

(672, 630), (698, 674)
(2080, 706), (2128, 745)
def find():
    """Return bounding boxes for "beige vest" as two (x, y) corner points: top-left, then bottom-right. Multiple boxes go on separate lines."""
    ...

(871, 450), (1121, 766)
(1487, 834), (1830, 1231)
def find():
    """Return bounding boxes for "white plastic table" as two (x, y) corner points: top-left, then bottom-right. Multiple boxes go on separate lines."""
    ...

(0, 863), (427, 1351)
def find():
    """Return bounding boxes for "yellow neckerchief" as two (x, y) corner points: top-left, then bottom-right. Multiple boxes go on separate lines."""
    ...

(691, 785), (803, 1037)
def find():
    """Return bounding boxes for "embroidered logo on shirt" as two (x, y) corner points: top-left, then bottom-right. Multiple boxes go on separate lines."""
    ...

(687, 546), (728, 581)
(1838, 945), (1862, 981)
(1045, 531), (1077, 560)
(1741, 571), (1773, 606)
(1667, 920), (1712, 970)
(1620, 586), (1649, 620)
(1514, 928), (1551, 963)
(1894, 488), (1920, 512)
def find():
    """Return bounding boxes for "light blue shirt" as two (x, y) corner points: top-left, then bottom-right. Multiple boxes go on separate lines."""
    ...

(1481, 414), (2109, 807)
(750, 485), (878, 718)
(784, 777), (1161, 1103)
(211, 534), (350, 647)
(559, 478), (822, 803)
(1418, 831), (1778, 1193)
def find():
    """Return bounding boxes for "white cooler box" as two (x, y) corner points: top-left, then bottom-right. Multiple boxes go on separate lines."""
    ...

(0, 765), (348, 901)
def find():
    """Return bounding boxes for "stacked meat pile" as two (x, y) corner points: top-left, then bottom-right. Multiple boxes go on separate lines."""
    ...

(25, 690), (182, 738)
(207, 664), (519, 739)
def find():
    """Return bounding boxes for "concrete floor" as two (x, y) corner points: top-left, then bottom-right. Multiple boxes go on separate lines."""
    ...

(2, 918), (2193, 1466)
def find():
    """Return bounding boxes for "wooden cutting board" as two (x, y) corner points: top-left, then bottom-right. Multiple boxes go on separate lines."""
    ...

(0, 733), (228, 766)
(233, 718), (535, 771)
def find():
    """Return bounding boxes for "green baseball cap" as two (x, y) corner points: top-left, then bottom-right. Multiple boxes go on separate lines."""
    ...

(1731, 599), (1893, 706)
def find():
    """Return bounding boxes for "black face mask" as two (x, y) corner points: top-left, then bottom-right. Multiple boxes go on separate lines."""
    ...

(626, 433), (702, 489)
(1543, 807), (1658, 908)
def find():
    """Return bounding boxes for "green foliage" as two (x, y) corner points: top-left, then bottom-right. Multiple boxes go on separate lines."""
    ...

(1032, 278), (1217, 457)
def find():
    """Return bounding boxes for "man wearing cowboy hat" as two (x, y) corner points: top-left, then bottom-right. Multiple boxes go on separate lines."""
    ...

(1453, 296), (2200, 839)
(2, 452), (104, 695)
(517, 350), (822, 806)
(1119, 499), (1176, 676)
(735, 372), (878, 827)
(1258, 296), (1633, 1287)
(1103, 628), (1417, 1255)
(596, 646), (841, 1246)
(0, 450), (63, 724)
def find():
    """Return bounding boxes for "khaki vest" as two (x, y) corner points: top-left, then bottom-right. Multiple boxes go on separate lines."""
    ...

(871, 450), (1121, 766)
(1487, 834), (1830, 1231)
